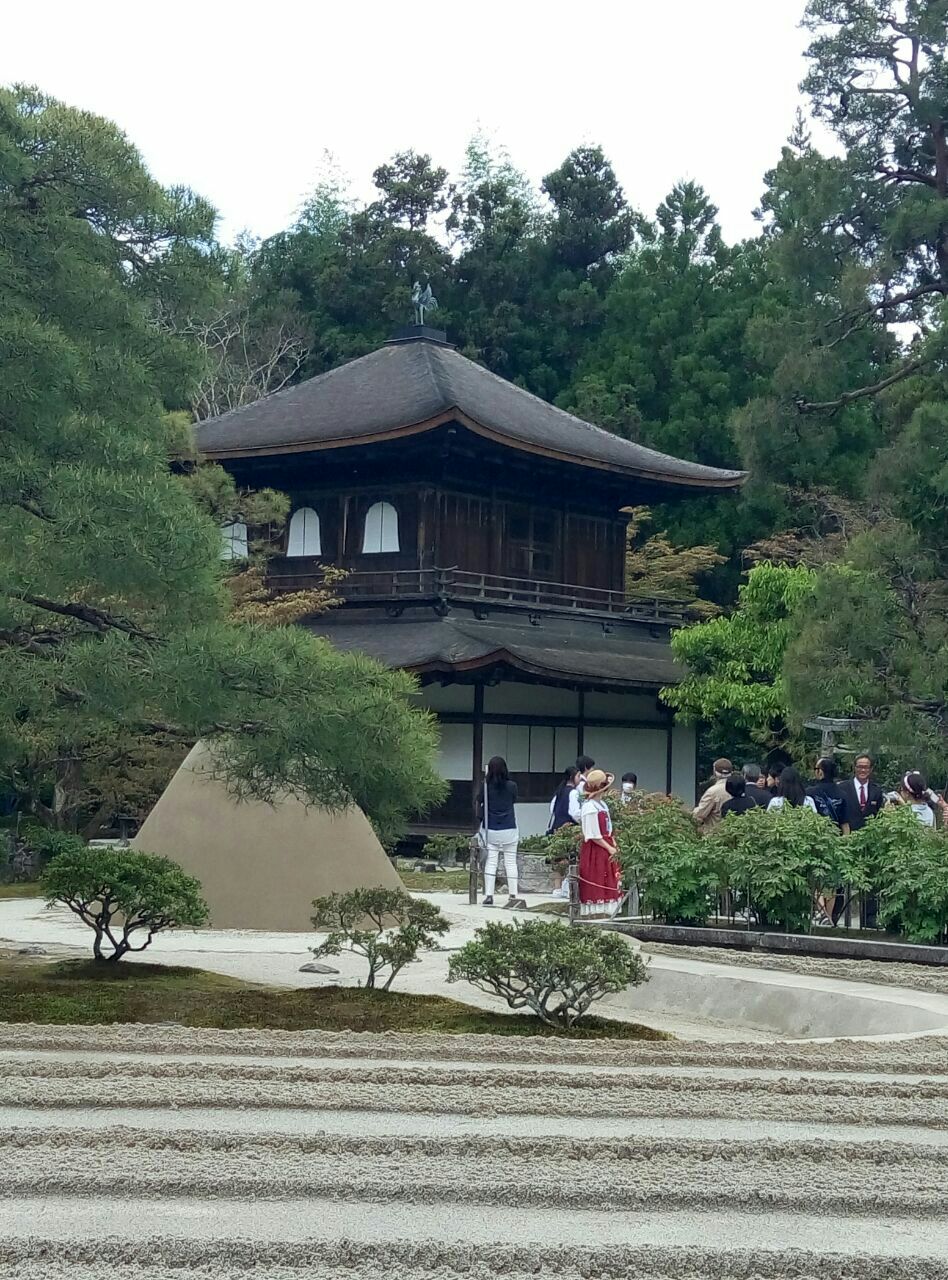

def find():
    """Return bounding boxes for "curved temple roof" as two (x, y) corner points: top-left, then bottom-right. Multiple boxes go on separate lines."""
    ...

(195, 332), (745, 491)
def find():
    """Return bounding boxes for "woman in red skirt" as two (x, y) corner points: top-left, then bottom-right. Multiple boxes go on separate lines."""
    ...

(579, 769), (621, 918)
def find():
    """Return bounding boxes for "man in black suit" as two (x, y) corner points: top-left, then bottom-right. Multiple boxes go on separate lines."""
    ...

(842, 754), (884, 831)
(842, 754), (885, 927)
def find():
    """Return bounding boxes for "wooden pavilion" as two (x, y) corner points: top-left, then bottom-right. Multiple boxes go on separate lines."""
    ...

(195, 325), (745, 834)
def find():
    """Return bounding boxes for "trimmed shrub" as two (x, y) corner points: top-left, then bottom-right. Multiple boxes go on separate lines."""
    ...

(422, 833), (470, 867)
(847, 806), (948, 943)
(612, 795), (712, 924)
(705, 805), (844, 932)
(311, 886), (449, 990)
(448, 918), (649, 1029)
(40, 843), (209, 962)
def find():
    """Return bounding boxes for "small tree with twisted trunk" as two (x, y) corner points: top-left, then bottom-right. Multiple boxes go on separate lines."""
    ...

(41, 843), (209, 963)
(311, 887), (449, 991)
(448, 919), (649, 1029)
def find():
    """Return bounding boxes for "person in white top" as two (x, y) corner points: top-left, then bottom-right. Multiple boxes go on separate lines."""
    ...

(567, 755), (595, 823)
(766, 766), (818, 813)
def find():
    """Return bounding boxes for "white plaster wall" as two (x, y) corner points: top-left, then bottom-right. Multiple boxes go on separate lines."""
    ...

(671, 721), (698, 803)
(436, 722), (472, 780)
(584, 691), (664, 722)
(415, 685), (475, 713)
(485, 685), (579, 717)
(516, 802), (551, 839)
(583, 726), (668, 794)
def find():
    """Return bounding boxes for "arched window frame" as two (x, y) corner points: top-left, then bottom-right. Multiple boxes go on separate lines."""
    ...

(361, 500), (400, 554)
(287, 506), (321, 557)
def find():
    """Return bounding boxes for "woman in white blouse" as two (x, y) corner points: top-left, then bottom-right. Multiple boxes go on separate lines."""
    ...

(766, 766), (817, 813)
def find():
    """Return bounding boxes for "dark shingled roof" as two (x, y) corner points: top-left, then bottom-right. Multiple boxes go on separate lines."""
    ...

(309, 611), (683, 690)
(195, 333), (745, 491)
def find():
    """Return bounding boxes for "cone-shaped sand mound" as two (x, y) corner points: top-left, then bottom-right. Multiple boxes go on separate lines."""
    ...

(132, 743), (401, 930)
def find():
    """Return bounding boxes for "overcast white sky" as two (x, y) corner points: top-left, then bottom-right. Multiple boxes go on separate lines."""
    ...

(4, 0), (813, 246)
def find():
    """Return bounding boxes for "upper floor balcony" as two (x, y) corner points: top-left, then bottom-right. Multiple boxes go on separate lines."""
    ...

(266, 560), (690, 628)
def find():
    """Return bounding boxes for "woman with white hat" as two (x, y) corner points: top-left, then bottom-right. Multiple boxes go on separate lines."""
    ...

(579, 769), (621, 918)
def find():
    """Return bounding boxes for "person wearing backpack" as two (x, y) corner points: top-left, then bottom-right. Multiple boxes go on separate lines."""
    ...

(806, 757), (850, 926)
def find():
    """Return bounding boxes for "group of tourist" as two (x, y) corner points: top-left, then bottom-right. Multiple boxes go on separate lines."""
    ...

(693, 755), (946, 834)
(478, 748), (946, 920)
(693, 753), (947, 927)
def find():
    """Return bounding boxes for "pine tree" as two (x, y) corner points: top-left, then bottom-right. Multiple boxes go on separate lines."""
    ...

(0, 87), (444, 833)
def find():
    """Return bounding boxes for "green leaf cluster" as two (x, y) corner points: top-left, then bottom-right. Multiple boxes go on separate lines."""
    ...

(704, 805), (845, 932)
(847, 807), (948, 943)
(448, 918), (648, 1029)
(663, 563), (817, 748)
(611, 795), (714, 925)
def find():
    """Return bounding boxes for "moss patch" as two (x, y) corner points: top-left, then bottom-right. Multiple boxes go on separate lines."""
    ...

(0, 882), (42, 900)
(398, 868), (469, 893)
(0, 954), (668, 1040)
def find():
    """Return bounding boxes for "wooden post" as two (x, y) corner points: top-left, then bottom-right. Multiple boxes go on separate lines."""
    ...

(468, 836), (479, 905)
(470, 683), (484, 906)
(568, 855), (580, 925)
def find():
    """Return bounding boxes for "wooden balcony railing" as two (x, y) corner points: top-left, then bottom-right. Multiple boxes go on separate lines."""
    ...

(266, 562), (689, 625)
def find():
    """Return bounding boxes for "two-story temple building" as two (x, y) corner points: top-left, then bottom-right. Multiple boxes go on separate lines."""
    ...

(196, 325), (744, 836)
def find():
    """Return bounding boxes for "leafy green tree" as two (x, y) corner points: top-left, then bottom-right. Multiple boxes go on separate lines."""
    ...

(624, 506), (726, 619)
(446, 136), (544, 383)
(0, 86), (444, 838)
(566, 184), (764, 464)
(663, 563), (817, 751)
(783, 522), (948, 779)
(256, 151), (452, 375)
(541, 144), (637, 272)
(41, 843), (209, 962)
(561, 185), (770, 597)
(802, 0), (948, 360)
(311, 887), (449, 990)
(448, 918), (648, 1029)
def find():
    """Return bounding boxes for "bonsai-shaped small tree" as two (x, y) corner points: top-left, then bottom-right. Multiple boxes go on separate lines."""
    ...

(311, 886), (449, 990)
(448, 918), (649, 1029)
(40, 841), (209, 962)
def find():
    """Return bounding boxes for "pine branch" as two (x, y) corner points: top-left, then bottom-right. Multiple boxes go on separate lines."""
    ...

(15, 593), (157, 642)
(795, 357), (931, 414)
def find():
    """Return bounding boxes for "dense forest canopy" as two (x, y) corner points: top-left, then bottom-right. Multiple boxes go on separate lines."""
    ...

(1, 0), (946, 827)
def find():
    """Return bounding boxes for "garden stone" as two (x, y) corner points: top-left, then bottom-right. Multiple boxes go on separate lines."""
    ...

(518, 853), (555, 893)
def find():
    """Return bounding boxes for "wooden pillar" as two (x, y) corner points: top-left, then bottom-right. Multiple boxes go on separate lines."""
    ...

(471, 683), (484, 825)
(577, 689), (585, 757)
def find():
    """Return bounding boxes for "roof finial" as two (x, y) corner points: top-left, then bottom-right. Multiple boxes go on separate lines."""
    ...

(411, 276), (438, 327)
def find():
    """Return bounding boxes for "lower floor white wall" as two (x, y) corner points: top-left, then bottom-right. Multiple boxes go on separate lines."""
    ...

(419, 678), (698, 836)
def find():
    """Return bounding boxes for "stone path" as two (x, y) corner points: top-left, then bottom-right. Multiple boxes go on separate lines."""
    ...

(2, 1024), (948, 1278)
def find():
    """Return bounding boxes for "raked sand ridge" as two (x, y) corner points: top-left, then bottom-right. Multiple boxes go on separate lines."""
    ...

(2, 1023), (948, 1278)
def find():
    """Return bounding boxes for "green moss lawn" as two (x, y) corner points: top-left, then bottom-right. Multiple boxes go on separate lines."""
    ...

(0, 953), (666, 1040)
